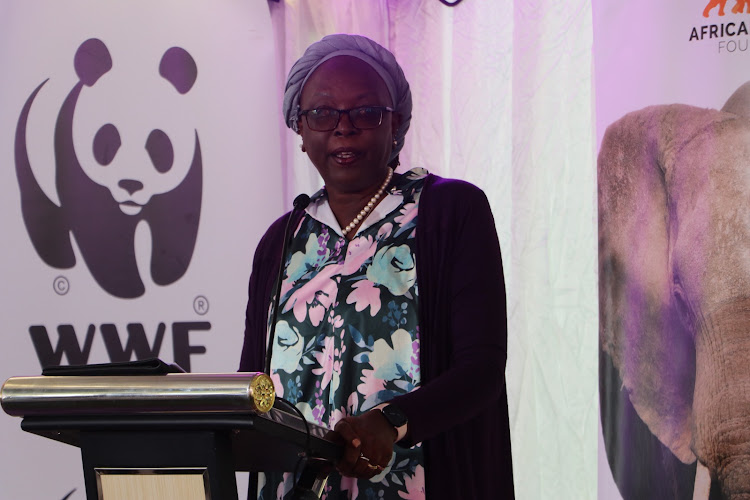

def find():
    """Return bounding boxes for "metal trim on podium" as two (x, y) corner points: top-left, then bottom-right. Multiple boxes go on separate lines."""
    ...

(1, 370), (342, 500)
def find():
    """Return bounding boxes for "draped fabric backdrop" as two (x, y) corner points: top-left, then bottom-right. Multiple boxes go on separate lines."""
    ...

(268, 2), (597, 499)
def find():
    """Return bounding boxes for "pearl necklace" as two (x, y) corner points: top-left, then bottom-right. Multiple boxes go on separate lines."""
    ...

(341, 167), (394, 237)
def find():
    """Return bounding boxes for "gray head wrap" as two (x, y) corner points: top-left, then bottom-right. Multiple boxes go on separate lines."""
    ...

(282, 34), (412, 164)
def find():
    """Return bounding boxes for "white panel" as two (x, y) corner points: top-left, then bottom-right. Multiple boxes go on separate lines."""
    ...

(0, 1), (279, 498)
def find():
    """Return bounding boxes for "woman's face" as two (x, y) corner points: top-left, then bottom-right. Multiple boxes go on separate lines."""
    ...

(298, 56), (399, 197)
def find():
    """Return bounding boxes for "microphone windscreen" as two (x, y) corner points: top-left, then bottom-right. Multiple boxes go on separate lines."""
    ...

(293, 194), (311, 210)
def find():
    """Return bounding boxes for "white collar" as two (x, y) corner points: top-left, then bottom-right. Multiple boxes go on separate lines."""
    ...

(305, 188), (404, 238)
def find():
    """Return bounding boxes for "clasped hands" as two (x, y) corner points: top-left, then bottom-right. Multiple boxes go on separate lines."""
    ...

(333, 409), (398, 479)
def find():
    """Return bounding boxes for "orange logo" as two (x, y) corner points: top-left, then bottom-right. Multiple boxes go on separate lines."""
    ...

(704, 0), (750, 17)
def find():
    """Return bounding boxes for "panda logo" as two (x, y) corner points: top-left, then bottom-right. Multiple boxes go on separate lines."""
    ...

(15, 38), (202, 299)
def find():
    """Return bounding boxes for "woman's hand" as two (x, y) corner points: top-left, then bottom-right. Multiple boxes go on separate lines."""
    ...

(334, 409), (398, 479)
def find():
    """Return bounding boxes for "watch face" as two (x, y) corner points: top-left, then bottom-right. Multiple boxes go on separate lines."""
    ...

(383, 404), (408, 427)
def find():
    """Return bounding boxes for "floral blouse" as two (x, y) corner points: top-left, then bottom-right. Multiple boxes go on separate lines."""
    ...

(258, 168), (428, 500)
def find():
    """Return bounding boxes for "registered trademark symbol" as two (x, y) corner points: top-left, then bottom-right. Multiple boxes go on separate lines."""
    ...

(53, 276), (70, 295)
(193, 295), (209, 315)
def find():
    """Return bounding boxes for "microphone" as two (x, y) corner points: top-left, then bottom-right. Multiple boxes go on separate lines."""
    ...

(265, 194), (311, 375)
(293, 193), (312, 211)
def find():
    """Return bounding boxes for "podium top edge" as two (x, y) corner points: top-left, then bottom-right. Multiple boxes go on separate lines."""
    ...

(4, 372), (264, 381)
(1, 372), (275, 417)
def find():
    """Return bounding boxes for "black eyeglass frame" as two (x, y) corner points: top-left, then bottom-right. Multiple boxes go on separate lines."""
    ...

(298, 106), (395, 131)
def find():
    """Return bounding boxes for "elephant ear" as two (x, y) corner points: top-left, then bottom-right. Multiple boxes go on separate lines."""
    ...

(599, 104), (707, 465)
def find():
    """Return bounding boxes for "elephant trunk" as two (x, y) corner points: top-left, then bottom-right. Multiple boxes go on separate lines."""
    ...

(693, 298), (750, 499)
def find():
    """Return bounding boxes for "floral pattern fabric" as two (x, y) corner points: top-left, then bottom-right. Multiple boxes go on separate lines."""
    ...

(258, 168), (428, 500)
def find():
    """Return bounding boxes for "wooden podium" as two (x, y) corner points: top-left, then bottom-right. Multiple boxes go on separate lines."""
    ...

(1, 370), (342, 500)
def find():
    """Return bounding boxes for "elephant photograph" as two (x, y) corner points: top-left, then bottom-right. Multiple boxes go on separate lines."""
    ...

(599, 81), (750, 499)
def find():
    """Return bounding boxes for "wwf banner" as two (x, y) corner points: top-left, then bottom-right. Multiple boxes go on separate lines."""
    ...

(0, 2), (281, 498)
(595, 0), (750, 499)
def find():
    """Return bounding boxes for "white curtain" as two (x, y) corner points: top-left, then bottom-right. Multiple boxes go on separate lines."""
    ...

(267, 1), (597, 499)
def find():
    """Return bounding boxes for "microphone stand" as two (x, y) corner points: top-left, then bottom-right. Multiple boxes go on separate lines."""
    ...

(263, 194), (332, 500)
(265, 193), (310, 375)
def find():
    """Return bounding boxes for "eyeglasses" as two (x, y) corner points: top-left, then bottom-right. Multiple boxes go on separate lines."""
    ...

(298, 106), (394, 132)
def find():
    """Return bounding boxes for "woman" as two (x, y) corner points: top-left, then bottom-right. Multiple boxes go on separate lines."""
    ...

(240, 34), (514, 499)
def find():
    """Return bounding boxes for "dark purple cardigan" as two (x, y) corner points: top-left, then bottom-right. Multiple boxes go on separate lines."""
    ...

(240, 173), (515, 499)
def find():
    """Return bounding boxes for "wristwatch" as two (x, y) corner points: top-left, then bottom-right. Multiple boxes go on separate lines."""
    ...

(380, 403), (408, 428)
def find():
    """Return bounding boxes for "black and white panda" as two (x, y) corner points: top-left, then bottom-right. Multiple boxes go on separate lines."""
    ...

(15, 38), (202, 299)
